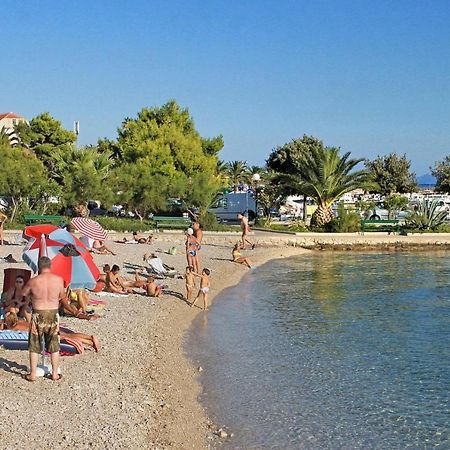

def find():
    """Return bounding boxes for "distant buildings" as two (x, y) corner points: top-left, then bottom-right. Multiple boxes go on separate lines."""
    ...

(0, 112), (27, 145)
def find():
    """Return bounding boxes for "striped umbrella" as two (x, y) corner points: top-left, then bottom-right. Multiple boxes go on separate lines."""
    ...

(22, 228), (100, 289)
(70, 217), (108, 241)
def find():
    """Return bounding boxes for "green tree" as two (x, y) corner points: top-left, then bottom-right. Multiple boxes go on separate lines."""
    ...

(431, 155), (450, 193)
(0, 143), (48, 221)
(365, 153), (418, 195)
(226, 160), (249, 191)
(112, 100), (222, 218)
(267, 135), (325, 221)
(383, 194), (409, 219)
(269, 137), (372, 227)
(54, 146), (113, 215)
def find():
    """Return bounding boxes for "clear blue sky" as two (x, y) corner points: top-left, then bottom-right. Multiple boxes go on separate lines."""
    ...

(2, 0), (450, 175)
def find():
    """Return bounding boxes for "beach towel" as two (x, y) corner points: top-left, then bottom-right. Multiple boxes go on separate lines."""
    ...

(91, 291), (131, 298)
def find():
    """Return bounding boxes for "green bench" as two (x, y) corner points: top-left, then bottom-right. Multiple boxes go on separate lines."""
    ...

(24, 215), (65, 226)
(360, 219), (400, 235)
(152, 216), (191, 230)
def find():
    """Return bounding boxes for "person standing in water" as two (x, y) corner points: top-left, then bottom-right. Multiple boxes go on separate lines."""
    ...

(21, 256), (66, 381)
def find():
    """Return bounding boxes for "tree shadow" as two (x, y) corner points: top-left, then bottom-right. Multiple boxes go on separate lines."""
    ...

(210, 257), (233, 262)
(0, 357), (28, 375)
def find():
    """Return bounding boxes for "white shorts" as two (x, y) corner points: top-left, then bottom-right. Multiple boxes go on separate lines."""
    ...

(200, 287), (210, 294)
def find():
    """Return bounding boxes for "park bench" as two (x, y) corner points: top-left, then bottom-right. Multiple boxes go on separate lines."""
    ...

(152, 216), (191, 231)
(24, 215), (65, 226)
(360, 219), (400, 235)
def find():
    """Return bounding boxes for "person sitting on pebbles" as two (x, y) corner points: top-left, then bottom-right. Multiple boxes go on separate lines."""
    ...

(232, 242), (253, 269)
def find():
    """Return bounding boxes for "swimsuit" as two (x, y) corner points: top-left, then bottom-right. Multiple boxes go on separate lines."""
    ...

(28, 309), (60, 354)
(200, 287), (210, 294)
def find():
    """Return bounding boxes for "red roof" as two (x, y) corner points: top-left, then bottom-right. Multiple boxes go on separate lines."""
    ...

(0, 112), (25, 120)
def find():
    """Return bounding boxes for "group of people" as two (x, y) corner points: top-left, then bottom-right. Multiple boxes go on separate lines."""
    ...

(0, 257), (101, 382)
(0, 212), (257, 381)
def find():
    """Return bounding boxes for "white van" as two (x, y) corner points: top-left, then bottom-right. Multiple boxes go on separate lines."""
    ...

(208, 191), (256, 223)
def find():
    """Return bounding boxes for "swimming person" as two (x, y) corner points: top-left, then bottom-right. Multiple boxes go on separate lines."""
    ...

(21, 256), (66, 382)
(190, 268), (211, 310)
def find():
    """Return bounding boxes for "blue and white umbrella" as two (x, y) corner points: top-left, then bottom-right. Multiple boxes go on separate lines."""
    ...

(23, 228), (100, 289)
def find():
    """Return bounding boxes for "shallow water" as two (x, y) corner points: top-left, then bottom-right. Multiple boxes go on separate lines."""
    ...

(188, 252), (450, 449)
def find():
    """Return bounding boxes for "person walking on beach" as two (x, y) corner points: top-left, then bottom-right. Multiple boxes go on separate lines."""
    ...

(237, 213), (255, 250)
(190, 268), (211, 310)
(0, 211), (7, 245)
(21, 256), (66, 381)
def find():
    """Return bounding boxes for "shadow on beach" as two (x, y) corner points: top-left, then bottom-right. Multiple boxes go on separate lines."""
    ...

(0, 357), (28, 375)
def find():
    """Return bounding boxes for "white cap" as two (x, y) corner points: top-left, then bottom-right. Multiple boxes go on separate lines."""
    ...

(186, 228), (194, 235)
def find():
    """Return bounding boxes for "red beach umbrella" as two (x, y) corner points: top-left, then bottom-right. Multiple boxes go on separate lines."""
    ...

(23, 224), (60, 240)
(70, 217), (108, 241)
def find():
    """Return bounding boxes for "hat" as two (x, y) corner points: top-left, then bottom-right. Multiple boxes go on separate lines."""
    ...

(186, 228), (194, 235)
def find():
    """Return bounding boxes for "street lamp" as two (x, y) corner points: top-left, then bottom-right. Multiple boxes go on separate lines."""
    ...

(251, 173), (261, 224)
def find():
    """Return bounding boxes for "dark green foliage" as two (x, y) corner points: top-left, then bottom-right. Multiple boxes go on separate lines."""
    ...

(431, 155), (450, 193)
(365, 153), (418, 195)
(405, 200), (448, 230)
(325, 204), (361, 232)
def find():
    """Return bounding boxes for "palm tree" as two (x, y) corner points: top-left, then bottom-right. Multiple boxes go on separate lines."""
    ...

(226, 160), (249, 191)
(283, 147), (372, 227)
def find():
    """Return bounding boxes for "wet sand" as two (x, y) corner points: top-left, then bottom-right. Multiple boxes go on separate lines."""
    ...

(0, 230), (449, 448)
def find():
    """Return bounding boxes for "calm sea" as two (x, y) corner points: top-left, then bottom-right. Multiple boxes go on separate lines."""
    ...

(188, 252), (450, 449)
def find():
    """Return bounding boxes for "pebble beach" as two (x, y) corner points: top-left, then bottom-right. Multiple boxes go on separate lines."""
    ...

(0, 230), (449, 449)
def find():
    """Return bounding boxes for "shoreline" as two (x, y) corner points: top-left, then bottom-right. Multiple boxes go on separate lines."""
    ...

(0, 231), (449, 448)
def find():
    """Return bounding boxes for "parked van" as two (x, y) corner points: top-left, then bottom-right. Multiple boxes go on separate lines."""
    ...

(208, 191), (256, 223)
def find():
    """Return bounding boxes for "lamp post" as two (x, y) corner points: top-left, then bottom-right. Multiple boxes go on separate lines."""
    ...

(251, 173), (261, 224)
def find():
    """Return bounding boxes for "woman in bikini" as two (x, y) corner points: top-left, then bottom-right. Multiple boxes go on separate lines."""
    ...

(185, 228), (200, 273)
(232, 242), (253, 269)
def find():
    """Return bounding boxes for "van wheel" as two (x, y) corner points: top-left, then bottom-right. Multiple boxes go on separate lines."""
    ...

(369, 214), (381, 220)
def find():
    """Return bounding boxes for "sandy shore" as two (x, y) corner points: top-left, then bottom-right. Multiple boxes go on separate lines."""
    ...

(0, 230), (449, 449)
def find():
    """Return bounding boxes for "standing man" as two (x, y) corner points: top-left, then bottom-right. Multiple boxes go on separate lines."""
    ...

(21, 256), (66, 381)
(237, 213), (255, 250)
(0, 211), (7, 245)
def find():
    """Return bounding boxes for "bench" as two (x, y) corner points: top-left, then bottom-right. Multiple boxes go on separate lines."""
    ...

(152, 216), (191, 230)
(360, 219), (400, 235)
(24, 215), (65, 226)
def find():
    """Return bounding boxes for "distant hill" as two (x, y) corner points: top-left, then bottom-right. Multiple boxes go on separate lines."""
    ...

(417, 173), (436, 186)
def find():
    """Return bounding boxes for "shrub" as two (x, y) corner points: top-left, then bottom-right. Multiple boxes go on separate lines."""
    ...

(325, 208), (361, 233)
(94, 217), (155, 232)
(405, 200), (448, 231)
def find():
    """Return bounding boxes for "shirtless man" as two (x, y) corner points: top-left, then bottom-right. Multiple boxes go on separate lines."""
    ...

(237, 213), (255, 250)
(21, 256), (66, 381)
(0, 211), (7, 245)
(105, 265), (132, 294)
(192, 222), (203, 271)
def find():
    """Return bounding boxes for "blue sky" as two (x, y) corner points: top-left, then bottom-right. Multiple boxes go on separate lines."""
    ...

(2, 0), (449, 175)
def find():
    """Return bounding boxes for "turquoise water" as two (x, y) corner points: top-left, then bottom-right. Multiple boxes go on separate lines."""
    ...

(188, 252), (450, 449)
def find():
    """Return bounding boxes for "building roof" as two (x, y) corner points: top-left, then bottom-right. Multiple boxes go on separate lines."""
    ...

(0, 112), (25, 120)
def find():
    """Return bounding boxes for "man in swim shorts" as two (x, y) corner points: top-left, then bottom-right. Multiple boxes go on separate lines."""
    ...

(21, 256), (66, 382)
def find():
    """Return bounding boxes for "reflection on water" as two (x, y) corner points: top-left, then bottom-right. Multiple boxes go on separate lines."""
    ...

(188, 252), (450, 449)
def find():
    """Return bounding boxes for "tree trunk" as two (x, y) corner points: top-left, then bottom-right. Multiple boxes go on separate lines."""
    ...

(311, 204), (334, 227)
(302, 195), (307, 221)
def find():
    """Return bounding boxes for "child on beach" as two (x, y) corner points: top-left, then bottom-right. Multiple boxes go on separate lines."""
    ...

(144, 276), (162, 297)
(190, 268), (211, 311)
(184, 266), (196, 301)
